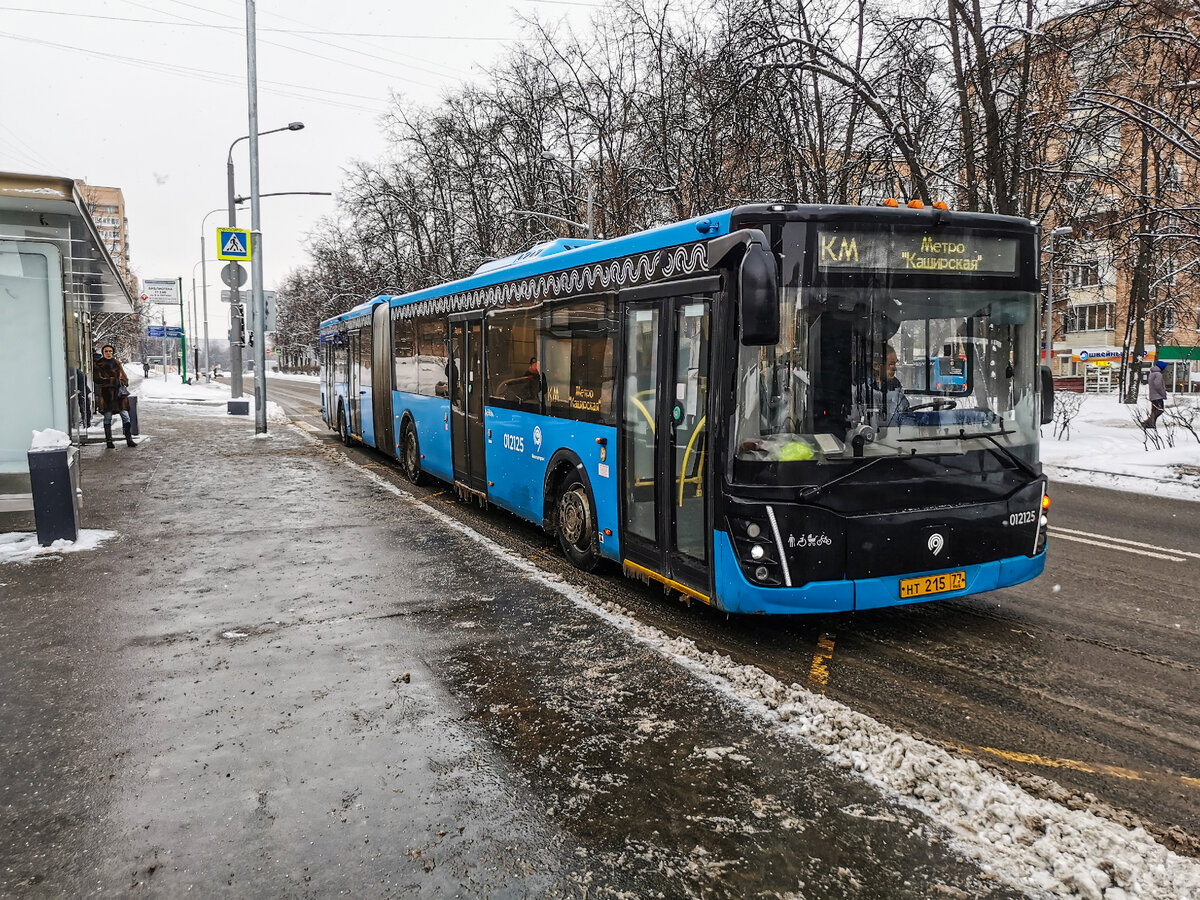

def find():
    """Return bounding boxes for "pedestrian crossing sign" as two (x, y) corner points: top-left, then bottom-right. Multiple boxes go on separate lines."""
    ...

(216, 227), (252, 261)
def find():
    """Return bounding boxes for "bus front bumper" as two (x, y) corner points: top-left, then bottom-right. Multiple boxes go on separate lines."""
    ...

(713, 530), (1046, 615)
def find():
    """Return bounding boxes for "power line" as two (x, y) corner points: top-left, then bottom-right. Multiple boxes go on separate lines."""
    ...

(0, 32), (388, 112)
(0, 6), (515, 38)
(120, 0), (451, 87)
(166, 0), (480, 83)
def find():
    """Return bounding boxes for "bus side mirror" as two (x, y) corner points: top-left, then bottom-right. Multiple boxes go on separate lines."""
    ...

(739, 242), (779, 346)
(1040, 365), (1054, 424)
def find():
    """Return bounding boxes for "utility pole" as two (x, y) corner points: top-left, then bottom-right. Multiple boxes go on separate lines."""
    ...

(246, 0), (269, 434)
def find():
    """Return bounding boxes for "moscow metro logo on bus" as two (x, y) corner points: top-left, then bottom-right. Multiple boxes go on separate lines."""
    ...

(927, 533), (945, 556)
(533, 426), (543, 453)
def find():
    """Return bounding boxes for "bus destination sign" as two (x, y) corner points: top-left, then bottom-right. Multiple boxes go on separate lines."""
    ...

(817, 231), (1020, 275)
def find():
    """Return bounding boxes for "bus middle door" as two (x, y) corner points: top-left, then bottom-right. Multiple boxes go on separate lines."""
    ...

(449, 313), (487, 499)
(347, 330), (361, 437)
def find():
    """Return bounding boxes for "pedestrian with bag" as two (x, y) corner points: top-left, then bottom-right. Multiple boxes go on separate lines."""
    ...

(93, 345), (137, 448)
(1143, 359), (1168, 428)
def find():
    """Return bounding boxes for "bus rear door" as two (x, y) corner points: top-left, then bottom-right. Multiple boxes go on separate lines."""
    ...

(449, 313), (487, 498)
(619, 280), (717, 603)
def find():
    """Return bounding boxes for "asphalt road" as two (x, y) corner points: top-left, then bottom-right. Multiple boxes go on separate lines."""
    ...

(263, 375), (1200, 858)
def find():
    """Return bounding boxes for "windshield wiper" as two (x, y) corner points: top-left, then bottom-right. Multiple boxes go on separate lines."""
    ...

(897, 427), (1038, 479)
(799, 456), (888, 502)
(976, 430), (1040, 479)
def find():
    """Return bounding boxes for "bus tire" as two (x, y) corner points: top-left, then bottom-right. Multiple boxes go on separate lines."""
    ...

(556, 472), (600, 572)
(337, 405), (351, 446)
(400, 422), (424, 485)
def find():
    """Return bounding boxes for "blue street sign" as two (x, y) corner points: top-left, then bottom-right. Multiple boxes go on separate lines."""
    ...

(165, 326), (183, 338)
(216, 227), (252, 261)
(148, 325), (165, 337)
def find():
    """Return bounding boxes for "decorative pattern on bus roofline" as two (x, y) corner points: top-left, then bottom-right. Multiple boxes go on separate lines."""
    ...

(389, 242), (708, 320)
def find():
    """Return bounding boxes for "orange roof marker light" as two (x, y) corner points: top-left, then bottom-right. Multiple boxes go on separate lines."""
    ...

(933, 201), (950, 210)
(907, 199), (925, 209)
(882, 198), (900, 207)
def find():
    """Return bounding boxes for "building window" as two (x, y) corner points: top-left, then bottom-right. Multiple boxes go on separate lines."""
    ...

(1063, 262), (1100, 289)
(1065, 302), (1115, 333)
(1153, 306), (1177, 333)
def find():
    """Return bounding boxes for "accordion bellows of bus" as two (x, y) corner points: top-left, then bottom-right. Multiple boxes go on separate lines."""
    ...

(320, 203), (1052, 615)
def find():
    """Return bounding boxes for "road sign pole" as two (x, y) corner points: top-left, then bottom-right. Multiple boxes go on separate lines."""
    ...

(178, 276), (187, 383)
(227, 170), (244, 399)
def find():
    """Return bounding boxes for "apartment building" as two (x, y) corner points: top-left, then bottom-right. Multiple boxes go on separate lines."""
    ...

(1032, 0), (1200, 391)
(75, 181), (136, 298)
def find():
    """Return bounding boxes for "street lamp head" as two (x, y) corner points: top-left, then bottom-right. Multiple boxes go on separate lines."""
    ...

(539, 150), (556, 162)
(287, 122), (305, 131)
(1051, 225), (1073, 237)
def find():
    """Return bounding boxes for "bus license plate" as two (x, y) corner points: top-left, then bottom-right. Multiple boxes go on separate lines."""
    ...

(899, 571), (966, 599)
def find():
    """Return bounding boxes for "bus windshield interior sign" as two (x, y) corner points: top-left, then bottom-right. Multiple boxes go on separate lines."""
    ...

(817, 230), (1020, 275)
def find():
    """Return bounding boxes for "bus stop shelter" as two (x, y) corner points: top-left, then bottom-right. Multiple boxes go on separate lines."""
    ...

(0, 172), (135, 516)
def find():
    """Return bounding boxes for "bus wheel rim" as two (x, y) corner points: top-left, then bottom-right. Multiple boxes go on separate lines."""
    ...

(560, 488), (588, 547)
(404, 431), (417, 472)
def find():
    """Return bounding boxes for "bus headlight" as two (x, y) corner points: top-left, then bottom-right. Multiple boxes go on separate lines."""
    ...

(750, 544), (765, 560)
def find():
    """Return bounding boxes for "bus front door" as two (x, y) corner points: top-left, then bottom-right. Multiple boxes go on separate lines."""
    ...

(449, 314), (487, 497)
(620, 291), (713, 602)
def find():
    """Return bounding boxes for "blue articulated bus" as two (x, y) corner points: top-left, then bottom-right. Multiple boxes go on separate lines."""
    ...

(320, 203), (1053, 614)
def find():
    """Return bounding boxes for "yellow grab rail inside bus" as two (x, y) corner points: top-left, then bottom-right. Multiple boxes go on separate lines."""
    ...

(678, 415), (706, 507)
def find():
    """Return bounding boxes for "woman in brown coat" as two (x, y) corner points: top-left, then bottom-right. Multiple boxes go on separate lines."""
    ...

(93, 345), (136, 448)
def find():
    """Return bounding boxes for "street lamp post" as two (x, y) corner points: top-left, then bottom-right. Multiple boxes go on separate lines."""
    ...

(199, 206), (226, 379)
(225, 119), (304, 401)
(1043, 225), (1073, 371)
(540, 151), (594, 239)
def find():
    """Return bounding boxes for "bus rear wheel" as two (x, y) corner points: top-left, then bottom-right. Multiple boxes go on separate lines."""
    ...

(556, 473), (600, 572)
(337, 406), (351, 446)
(400, 423), (423, 485)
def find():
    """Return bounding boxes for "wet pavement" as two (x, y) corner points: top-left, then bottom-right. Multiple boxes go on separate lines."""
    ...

(0, 397), (1022, 897)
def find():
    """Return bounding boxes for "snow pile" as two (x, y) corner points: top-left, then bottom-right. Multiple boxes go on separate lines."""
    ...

(326, 443), (1200, 900)
(29, 428), (72, 451)
(0, 529), (117, 564)
(119, 369), (289, 425)
(134, 369), (231, 403)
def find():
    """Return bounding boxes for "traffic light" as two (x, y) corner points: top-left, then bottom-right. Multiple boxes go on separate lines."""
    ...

(231, 304), (247, 346)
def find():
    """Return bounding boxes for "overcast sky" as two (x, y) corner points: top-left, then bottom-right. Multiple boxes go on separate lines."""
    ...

(0, 0), (603, 330)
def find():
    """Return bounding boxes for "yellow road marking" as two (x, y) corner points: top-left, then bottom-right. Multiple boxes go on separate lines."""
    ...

(950, 742), (1198, 789)
(977, 746), (1144, 780)
(808, 632), (836, 689)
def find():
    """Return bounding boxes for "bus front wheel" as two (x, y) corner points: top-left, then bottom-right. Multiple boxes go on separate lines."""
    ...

(556, 473), (600, 572)
(338, 406), (351, 446)
(400, 423), (423, 485)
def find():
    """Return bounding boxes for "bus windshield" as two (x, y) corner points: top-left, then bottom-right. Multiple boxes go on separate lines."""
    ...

(735, 285), (1041, 470)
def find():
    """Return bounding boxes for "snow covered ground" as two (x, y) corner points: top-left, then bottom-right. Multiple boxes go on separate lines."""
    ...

(1041, 391), (1200, 503)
